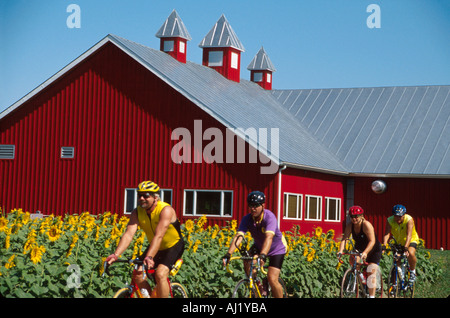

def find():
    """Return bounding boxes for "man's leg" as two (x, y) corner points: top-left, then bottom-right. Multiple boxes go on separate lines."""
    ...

(154, 264), (170, 298)
(267, 266), (283, 298)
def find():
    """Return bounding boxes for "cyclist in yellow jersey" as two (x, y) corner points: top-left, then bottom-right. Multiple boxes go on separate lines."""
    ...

(106, 181), (184, 297)
(382, 204), (419, 282)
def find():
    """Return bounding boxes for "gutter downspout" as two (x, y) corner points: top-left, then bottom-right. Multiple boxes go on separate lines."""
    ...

(277, 164), (287, 229)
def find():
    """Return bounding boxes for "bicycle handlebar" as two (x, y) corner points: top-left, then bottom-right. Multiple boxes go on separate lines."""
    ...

(338, 250), (369, 265)
(225, 255), (268, 275)
(102, 258), (151, 278)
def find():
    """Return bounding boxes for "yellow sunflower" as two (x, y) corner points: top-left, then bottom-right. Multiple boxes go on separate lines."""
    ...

(184, 219), (194, 233)
(30, 245), (46, 264)
(0, 217), (8, 232)
(5, 254), (16, 269)
(47, 225), (62, 242)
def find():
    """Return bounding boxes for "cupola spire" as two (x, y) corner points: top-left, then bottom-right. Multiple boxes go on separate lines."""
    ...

(156, 9), (192, 63)
(247, 47), (276, 90)
(199, 14), (245, 82)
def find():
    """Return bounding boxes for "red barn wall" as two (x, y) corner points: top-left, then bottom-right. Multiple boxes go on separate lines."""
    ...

(353, 177), (450, 250)
(0, 42), (277, 227)
(280, 168), (346, 238)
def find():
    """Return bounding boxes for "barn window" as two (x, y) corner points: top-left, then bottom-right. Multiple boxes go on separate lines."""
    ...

(124, 188), (173, 215)
(0, 144), (15, 159)
(325, 197), (341, 222)
(283, 193), (302, 219)
(208, 51), (223, 67)
(305, 195), (322, 221)
(253, 72), (263, 82)
(61, 147), (75, 159)
(183, 190), (232, 217)
(163, 40), (174, 52)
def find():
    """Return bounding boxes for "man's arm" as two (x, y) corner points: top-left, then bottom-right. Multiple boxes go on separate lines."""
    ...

(108, 211), (139, 263)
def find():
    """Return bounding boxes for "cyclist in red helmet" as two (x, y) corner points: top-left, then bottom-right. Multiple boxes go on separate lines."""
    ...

(337, 205), (382, 298)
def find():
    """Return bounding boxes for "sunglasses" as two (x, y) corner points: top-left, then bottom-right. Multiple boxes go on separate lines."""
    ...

(137, 192), (152, 199)
(350, 214), (361, 219)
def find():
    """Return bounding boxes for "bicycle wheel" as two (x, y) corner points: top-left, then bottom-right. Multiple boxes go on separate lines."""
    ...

(232, 279), (255, 298)
(170, 282), (188, 298)
(340, 269), (357, 298)
(401, 271), (415, 298)
(113, 287), (133, 298)
(266, 277), (288, 298)
(387, 266), (399, 298)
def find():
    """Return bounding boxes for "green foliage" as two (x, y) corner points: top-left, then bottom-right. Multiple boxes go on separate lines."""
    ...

(0, 210), (443, 298)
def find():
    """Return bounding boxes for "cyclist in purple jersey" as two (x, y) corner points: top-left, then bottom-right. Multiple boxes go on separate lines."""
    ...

(223, 191), (287, 298)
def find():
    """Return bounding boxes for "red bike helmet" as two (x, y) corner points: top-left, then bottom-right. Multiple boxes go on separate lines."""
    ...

(349, 205), (364, 216)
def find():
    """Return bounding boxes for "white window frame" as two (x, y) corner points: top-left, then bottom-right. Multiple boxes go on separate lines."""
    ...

(179, 41), (185, 53)
(231, 52), (239, 69)
(267, 73), (272, 83)
(0, 144), (15, 159)
(305, 195), (322, 221)
(183, 189), (233, 217)
(208, 51), (223, 67)
(325, 197), (341, 222)
(123, 188), (173, 215)
(283, 192), (303, 220)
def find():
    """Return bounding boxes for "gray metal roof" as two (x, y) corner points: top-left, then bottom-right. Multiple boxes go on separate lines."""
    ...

(155, 9), (192, 41)
(271, 86), (450, 176)
(110, 35), (346, 173)
(198, 15), (245, 52)
(247, 47), (276, 72)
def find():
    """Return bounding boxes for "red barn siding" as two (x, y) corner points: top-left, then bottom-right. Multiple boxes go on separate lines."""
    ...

(353, 177), (450, 250)
(0, 42), (277, 228)
(280, 168), (346, 238)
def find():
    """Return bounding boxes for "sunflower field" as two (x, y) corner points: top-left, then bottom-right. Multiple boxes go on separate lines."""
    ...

(0, 209), (441, 298)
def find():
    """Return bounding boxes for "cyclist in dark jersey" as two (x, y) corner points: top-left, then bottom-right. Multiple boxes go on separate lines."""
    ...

(223, 191), (287, 298)
(338, 205), (382, 298)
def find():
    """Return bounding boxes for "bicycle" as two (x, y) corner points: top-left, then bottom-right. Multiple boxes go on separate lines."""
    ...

(103, 258), (188, 298)
(225, 235), (287, 298)
(386, 238), (415, 298)
(338, 249), (384, 298)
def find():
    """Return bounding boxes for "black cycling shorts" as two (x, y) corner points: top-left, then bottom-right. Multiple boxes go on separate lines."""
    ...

(249, 245), (285, 270)
(141, 239), (185, 269)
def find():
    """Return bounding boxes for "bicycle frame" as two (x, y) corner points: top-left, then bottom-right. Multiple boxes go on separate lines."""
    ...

(387, 238), (415, 298)
(226, 255), (267, 298)
(103, 258), (179, 298)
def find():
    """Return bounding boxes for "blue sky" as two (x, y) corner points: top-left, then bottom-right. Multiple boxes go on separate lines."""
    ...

(1, 0), (449, 112)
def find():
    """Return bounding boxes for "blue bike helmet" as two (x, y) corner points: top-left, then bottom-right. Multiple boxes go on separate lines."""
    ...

(247, 191), (266, 206)
(392, 204), (406, 216)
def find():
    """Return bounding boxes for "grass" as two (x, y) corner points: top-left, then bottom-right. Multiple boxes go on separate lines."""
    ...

(414, 249), (450, 298)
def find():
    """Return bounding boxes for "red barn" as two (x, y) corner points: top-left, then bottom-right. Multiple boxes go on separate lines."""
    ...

(1, 11), (449, 249)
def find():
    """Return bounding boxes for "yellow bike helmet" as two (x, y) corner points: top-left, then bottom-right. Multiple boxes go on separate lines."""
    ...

(137, 181), (160, 193)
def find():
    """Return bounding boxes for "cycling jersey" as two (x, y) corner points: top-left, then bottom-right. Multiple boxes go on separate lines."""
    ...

(237, 209), (287, 256)
(137, 201), (182, 250)
(352, 220), (382, 264)
(387, 214), (419, 246)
